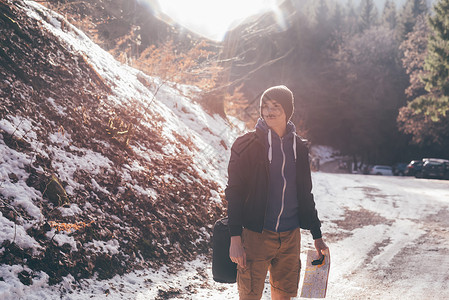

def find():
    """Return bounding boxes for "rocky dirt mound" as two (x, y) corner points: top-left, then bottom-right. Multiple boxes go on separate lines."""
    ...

(0, 0), (226, 286)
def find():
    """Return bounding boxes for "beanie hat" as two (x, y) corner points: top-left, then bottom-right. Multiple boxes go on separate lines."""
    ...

(260, 85), (294, 121)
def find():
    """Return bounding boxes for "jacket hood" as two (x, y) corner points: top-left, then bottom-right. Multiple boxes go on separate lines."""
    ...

(255, 118), (297, 164)
(255, 118), (296, 137)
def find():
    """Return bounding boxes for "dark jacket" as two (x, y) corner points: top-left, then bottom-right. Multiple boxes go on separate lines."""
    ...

(225, 126), (322, 239)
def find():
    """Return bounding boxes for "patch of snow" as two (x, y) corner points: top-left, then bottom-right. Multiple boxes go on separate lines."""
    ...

(46, 97), (66, 116)
(0, 213), (41, 253)
(85, 239), (120, 255)
(0, 115), (37, 141)
(130, 184), (157, 200)
(0, 265), (49, 300)
(0, 139), (43, 222)
(84, 202), (94, 211)
(48, 144), (112, 195)
(209, 189), (222, 202)
(310, 144), (339, 164)
(48, 15), (61, 29)
(48, 131), (71, 147)
(46, 229), (78, 252)
(58, 203), (82, 217)
(91, 178), (110, 195)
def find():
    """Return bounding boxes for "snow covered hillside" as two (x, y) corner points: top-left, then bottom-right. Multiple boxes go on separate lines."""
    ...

(1, 0), (242, 291)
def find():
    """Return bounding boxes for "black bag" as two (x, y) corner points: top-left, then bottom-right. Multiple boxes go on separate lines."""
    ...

(212, 217), (237, 283)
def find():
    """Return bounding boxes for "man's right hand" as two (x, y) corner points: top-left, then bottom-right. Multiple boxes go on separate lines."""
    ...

(229, 235), (246, 268)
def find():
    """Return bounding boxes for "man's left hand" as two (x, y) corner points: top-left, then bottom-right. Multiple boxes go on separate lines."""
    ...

(314, 238), (329, 258)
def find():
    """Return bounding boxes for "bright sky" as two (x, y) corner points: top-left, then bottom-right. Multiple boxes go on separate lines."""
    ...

(156, 0), (278, 41)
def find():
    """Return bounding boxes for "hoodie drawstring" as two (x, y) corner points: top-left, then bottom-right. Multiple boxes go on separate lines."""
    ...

(268, 129), (272, 163)
(268, 129), (297, 163)
(293, 133), (297, 162)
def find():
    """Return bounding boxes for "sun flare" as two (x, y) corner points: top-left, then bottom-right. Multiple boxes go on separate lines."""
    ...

(155, 0), (278, 41)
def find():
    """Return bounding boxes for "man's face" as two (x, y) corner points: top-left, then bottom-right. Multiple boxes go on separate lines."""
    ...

(261, 99), (286, 128)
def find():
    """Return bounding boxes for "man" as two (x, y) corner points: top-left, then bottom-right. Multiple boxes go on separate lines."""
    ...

(225, 85), (328, 300)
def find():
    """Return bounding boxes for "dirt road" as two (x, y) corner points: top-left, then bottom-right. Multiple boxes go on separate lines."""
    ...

(310, 172), (449, 300)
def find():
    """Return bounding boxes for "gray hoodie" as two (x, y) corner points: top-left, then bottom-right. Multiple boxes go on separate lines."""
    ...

(255, 118), (300, 232)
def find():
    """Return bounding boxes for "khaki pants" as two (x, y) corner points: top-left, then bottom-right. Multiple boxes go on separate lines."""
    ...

(237, 228), (301, 300)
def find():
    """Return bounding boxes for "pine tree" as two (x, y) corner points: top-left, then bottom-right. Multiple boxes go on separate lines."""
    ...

(345, 0), (358, 34)
(382, 0), (397, 30)
(397, 1), (449, 154)
(311, 0), (333, 50)
(415, 0), (449, 120)
(332, 3), (344, 32)
(400, 15), (429, 98)
(411, 0), (428, 16)
(398, 0), (428, 40)
(315, 0), (329, 25)
(359, 0), (378, 32)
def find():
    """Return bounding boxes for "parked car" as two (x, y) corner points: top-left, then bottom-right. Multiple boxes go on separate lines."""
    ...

(369, 165), (393, 176)
(405, 160), (423, 177)
(444, 163), (449, 180)
(421, 159), (449, 179)
(392, 163), (407, 176)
